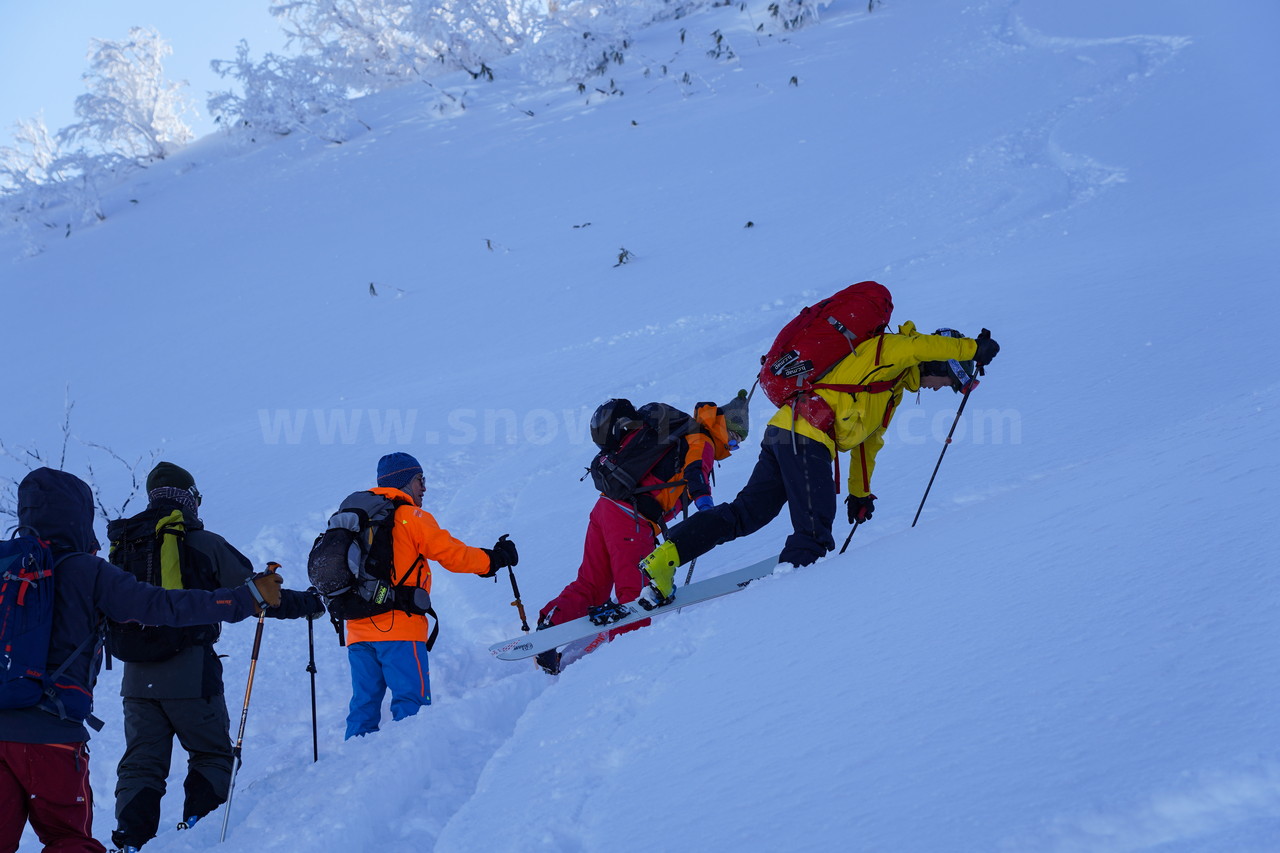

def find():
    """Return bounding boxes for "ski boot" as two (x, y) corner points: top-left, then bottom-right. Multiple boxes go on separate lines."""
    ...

(534, 611), (562, 675)
(176, 814), (201, 830)
(534, 648), (562, 675)
(637, 541), (680, 610)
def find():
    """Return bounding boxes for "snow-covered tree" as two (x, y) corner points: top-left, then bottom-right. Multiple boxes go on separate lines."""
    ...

(0, 115), (118, 248)
(267, 0), (426, 91)
(0, 116), (60, 191)
(261, 0), (682, 91)
(209, 40), (354, 140)
(61, 27), (194, 162)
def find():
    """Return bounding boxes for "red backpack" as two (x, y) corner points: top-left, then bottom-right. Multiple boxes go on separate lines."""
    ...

(758, 281), (895, 436)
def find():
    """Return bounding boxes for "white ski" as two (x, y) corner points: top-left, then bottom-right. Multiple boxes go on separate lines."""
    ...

(488, 555), (779, 661)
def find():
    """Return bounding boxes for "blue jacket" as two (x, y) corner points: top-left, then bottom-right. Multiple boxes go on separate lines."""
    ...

(0, 468), (261, 744)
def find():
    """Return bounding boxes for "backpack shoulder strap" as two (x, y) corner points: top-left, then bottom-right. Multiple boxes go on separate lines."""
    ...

(42, 552), (106, 732)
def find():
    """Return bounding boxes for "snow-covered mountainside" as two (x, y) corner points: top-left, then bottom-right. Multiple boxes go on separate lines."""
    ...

(6, 1), (1278, 850)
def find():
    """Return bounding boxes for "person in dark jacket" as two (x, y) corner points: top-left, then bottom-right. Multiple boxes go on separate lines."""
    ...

(109, 462), (323, 852)
(0, 467), (281, 853)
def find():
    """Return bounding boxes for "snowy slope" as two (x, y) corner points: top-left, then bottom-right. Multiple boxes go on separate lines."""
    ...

(6, 0), (1279, 851)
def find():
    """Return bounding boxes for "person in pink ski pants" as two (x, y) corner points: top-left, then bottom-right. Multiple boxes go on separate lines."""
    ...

(535, 396), (747, 673)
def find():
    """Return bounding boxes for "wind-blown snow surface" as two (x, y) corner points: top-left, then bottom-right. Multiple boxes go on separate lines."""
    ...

(6, 1), (1279, 850)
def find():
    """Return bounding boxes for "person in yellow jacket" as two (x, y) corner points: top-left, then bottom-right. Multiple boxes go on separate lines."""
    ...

(638, 323), (999, 605)
(345, 452), (517, 739)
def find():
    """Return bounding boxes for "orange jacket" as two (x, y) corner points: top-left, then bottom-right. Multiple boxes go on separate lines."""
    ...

(638, 403), (735, 521)
(344, 486), (491, 644)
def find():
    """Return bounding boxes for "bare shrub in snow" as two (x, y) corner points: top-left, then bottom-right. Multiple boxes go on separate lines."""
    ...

(0, 394), (157, 527)
(767, 0), (827, 31)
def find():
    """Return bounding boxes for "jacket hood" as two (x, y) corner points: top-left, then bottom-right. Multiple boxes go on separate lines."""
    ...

(694, 403), (735, 461)
(369, 486), (419, 507)
(16, 467), (101, 553)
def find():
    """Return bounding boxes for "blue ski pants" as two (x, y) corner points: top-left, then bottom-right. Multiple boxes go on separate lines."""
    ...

(345, 641), (431, 739)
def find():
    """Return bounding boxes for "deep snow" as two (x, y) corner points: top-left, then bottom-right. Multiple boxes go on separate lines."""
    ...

(5, 1), (1279, 851)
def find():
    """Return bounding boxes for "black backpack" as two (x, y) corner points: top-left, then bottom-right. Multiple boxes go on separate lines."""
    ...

(106, 509), (218, 663)
(307, 491), (436, 638)
(588, 402), (705, 523)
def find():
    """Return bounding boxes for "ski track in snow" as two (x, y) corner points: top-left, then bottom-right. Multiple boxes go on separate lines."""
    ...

(881, 1), (1193, 273)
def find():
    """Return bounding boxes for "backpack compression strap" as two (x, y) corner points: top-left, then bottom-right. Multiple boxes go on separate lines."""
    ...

(812, 370), (908, 399)
(154, 510), (186, 590)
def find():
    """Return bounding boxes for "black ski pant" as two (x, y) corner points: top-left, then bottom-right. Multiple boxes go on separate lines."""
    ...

(666, 425), (836, 567)
(113, 696), (232, 848)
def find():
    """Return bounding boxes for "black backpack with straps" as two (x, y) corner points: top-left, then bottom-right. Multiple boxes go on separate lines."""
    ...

(587, 402), (705, 523)
(106, 508), (219, 664)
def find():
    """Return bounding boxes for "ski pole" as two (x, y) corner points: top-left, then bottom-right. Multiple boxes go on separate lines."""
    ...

(506, 566), (530, 633)
(305, 591), (319, 764)
(676, 558), (698, 615)
(838, 521), (862, 555)
(911, 379), (979, 527)
(220, 561), (277, 843)
(683, 557), (698, 587)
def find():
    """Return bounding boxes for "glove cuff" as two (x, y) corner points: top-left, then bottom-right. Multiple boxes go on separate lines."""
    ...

(245, 576), (267, 608)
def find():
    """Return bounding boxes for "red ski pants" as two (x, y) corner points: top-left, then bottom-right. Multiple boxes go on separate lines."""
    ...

(540, 498), (658, 632)
(0, 740), (105, 853)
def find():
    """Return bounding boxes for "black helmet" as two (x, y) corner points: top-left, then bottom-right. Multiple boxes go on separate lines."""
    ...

(590, 398), (638, 449)
(919, 328), (976, 392)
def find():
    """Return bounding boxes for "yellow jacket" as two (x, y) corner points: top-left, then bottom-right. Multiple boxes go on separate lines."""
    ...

(767, 321), (977, 496)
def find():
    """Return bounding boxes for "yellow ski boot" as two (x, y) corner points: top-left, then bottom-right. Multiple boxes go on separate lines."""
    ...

(637, 540), (681, 610)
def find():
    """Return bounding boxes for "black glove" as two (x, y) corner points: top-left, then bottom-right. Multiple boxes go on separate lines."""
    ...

(846, 493), (876, 525)
(273, 588), (325, 620)
(973, 328), (999, 372)
(480, 534), (518, 578)
(303, 589), (326, 620)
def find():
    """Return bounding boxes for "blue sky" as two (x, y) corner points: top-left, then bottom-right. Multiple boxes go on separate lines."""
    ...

(0, 0), (288, 143)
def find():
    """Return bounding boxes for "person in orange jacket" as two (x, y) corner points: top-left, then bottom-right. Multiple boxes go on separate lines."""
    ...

(344, 453), (517, 739)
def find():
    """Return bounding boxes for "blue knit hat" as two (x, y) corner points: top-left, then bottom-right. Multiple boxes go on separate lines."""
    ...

(377, 452), (423, 491)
